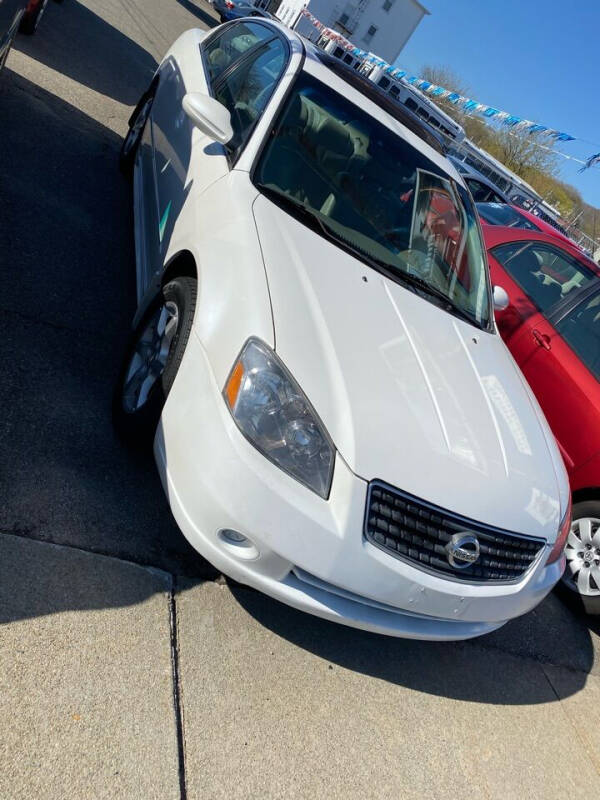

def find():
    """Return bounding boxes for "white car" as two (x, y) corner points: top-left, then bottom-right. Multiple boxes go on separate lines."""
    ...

(114, 19), (571, 640)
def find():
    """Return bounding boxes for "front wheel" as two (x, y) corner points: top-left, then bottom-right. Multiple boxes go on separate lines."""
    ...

(113, 277), (197, 445)
(555, 500), (600, 615)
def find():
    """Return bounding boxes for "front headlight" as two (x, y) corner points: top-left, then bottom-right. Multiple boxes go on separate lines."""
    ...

(224, 338), (335, 499)
(546, 495), (572, 565)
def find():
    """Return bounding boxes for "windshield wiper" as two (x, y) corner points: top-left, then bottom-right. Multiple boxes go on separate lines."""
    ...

(257, 183), (483, 328)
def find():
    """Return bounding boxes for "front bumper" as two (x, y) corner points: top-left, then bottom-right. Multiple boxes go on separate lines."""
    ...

(155, 332), (563, 641)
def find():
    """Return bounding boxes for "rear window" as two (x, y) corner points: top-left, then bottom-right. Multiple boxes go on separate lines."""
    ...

(477, 203), (539, 230)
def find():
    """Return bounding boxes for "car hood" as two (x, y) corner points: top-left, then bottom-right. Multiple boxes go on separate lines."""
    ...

(253, 195), (567, 541)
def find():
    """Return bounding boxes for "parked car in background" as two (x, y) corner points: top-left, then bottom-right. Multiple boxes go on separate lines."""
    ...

(477, 201), (540, 232)
(478, 201), (581, 251)
(485, 225), (600, 613)
(515, 205), (584, 251)
(0, 0), (24, 70)
(448, 157), (508, 204)
(211, 0), (273, 23)
(1, 0), (58, 72)
(113, 20), (571, 641)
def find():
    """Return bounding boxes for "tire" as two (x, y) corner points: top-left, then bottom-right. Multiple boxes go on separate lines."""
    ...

(554, 499), (600, 615)
(19, 0), (49, 34)
(113, 277), (197, 446)
(119, 91), (154, 176)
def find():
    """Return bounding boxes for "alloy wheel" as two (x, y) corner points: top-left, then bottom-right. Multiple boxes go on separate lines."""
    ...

(122, 300), (179, 413)
(562, 517), (600, 597)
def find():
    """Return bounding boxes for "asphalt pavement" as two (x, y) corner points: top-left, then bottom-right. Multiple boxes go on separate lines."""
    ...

(1, 2), (599, 798)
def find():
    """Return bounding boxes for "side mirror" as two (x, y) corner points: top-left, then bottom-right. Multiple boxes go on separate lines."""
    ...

(493, 285), (510, 311)
(182, 93), (233, 145)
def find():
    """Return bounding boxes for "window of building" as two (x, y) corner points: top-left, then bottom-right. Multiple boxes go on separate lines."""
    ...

(378, 76), (390, 90)
(383, 0), (393, 10)
(339, 12), (349, 25)
(363, 25), (377, 43)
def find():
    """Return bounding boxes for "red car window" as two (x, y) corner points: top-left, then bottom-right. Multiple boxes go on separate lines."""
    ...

(555, 291), (600, 381)
(491, 240), (595, 315)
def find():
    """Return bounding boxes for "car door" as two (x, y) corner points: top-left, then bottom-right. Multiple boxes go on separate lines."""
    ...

(489, 239), (596, 359)
(509, 286), (600, 473)
(490, 239), (599, 470)
(487, 241), (541, 344)
(144, 22), (287, 289)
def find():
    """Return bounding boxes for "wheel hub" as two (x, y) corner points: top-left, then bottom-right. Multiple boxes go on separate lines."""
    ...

(562, 517), (600, 597)
(122, 300), (179, 413)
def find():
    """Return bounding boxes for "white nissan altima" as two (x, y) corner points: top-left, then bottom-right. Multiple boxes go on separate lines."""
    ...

(114, 19), (571, 640)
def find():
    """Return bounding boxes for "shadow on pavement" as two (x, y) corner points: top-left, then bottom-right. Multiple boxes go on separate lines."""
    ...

(0, 70), (214, 580)
(13, 0), (158, 104)
(229, 582), (596, 705)
(175, 0), (219, 29)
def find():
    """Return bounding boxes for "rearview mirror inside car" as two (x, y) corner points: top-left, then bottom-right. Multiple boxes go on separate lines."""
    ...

(493, 285), (510, 311)
(182, 93), (233, 145)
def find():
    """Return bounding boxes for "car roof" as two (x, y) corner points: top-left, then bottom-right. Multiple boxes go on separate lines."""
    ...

(302, 45), (447, 157)
(481, 225), (600, 273)
(233, 19), (463, 183)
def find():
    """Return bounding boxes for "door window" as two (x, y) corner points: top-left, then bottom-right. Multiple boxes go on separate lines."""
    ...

(202, 21), (274, 83)
(466, 179), (492, 203)
(492, 241), (596, 314)
(214, 37), (286, 158)
(555, 291), (600, 380)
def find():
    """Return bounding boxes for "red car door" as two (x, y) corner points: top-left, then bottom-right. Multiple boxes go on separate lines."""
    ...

(487, 245), (539, 345)
(489, 238), (600, 474)
(509, 295), (600, 474)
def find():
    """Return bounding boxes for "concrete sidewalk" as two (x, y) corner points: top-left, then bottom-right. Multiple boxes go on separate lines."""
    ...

(0, 535), (181, 800)
(1, 533), (599, 800)
(176, 582), (600, 800)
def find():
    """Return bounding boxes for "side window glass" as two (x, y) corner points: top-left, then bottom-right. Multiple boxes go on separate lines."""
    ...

(215, 37), (286, 158)
(203, 22), (273, 84)
(492, 242), (595, 314)
(556, 292), (600, 380)
(467, 180), (487, 203)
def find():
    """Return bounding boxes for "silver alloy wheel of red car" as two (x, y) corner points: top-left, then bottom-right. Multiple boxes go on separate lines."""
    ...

(562, 517), (600, 596)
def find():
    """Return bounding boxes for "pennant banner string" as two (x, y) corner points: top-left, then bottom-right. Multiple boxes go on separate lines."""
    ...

(299, 10), (600, 168)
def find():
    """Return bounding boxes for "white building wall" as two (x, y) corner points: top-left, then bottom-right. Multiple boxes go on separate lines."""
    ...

(292, 0), (428, 64)
(275, 0), (307, 29)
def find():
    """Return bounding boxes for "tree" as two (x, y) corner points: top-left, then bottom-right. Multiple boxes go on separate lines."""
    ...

(483, 128), (559, 181)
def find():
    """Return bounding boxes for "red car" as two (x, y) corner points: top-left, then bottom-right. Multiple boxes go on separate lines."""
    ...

(484, 225), (600, 613)
(477, 201), (581, 252)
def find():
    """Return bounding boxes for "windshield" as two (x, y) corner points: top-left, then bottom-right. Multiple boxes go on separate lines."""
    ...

(476, 202), (540, 231)
(253, 71), (492, 329)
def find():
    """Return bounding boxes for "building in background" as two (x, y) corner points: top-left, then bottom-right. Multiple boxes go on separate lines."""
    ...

(270, 0), (429, 64)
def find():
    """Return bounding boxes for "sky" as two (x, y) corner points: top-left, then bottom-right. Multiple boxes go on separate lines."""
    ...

(396, 0), (600, 209)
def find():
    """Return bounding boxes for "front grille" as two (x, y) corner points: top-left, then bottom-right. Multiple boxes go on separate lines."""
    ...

(365, 481), (546, 583)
